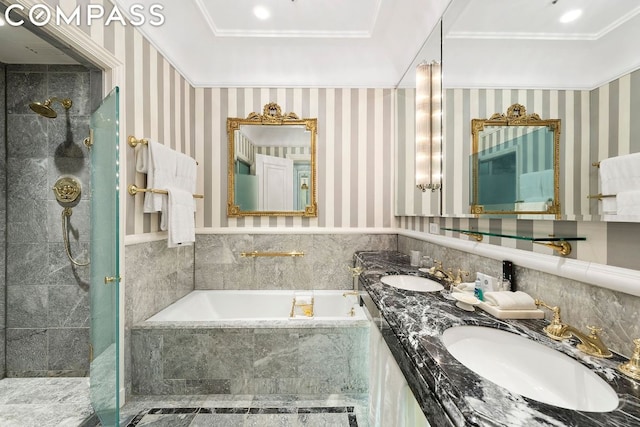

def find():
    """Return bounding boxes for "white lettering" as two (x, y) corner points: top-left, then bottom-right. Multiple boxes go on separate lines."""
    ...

(128, 4), (145, 26)
(148, 4), (165, 27)
(86, 4), (104, 26)
(56, 6), (81, 26)
(29, 4), (51, 27)
(3, 3), (166, 28)
(105, 5), (127, 26)
(5, 4), (25, 26)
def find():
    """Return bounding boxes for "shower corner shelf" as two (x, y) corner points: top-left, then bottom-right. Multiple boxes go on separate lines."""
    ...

(440, 227), (586, 256)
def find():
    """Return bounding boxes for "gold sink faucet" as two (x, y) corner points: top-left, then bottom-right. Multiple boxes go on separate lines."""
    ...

(535, 299), (612, 358)
(429, 260), (455, 284)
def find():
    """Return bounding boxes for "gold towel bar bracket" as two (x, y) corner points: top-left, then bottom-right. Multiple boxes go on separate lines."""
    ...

(128, 184), (204, 199)
(128, 135), (148, 148)
(240, 251), (305, 258)
(592, 161), (601, 168)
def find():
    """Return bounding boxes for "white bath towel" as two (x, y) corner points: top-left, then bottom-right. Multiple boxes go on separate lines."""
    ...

(134, 144), (149, 173)
(174, 151), (197, 209)
(143, 142), (177, 231)
(166, 186), (195, 248)
(483, 291), (537, 310)
(600, 152), (640, 214)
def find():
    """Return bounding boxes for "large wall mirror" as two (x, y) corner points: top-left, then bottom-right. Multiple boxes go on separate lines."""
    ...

(471, 104), (560, 219)
(435, 0), (640, 221)
(227, 103), (318, 217)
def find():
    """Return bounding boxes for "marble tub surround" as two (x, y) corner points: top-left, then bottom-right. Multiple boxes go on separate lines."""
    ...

(194, 233), (397, 290)
(130, 322), (369, 396)
(354, 251), (640, 427)
(398, 235), (640, 357)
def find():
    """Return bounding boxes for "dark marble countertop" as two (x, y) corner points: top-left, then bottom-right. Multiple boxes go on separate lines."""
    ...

(354, 250), (640, 427)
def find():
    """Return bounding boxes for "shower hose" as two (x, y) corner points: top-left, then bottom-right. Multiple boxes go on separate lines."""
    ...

(62, 207), (90, 266)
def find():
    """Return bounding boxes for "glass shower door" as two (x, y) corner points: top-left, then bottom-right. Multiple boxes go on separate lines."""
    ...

(89, 87), (120, 426)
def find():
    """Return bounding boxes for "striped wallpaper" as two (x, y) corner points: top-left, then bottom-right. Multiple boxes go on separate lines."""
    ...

(192, 88), (396, 231)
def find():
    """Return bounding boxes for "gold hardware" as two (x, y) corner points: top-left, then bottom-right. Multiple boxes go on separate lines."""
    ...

(52, 176), (82, 204)
(289, 296), (314, 318)
(535, 299), (572, 339)
(592, 161), (601, 168)
(84, 129), (93, 149)
(460, 231), (483, 241)
(349, 307), (356, 317)
(586, 193), (615, 200)
(240, 251), (304, 258)
(343, 291), (359, 297)
(347, 266), (364, 277)
(104, 276), (121, 284)
(535, 300), (611, 358)
(533, 240), (572, 256)
(454, 269), (470, 285)
(128, 135), (149, 148)
(128, 184), (204, 199)
(618, 339), (640, 380)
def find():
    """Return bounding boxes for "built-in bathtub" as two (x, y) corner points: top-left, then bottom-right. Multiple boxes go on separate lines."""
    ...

(130, 290), (370, 396)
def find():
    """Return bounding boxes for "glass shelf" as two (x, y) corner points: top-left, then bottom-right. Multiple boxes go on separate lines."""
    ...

(440, 227), (586, 256)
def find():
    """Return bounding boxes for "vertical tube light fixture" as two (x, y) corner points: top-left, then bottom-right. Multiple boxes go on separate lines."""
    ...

(415, 61), (442, 192)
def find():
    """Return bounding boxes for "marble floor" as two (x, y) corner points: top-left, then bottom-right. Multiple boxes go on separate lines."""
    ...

(0, 377), (94, 427)
(0, 378), (368, 426)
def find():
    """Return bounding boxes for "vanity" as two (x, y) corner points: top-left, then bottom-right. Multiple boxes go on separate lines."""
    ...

(355, 250), (640, 426)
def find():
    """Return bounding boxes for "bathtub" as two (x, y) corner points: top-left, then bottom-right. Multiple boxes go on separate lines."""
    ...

(131, 289), (370, 396)
(145, 289), (367, 323)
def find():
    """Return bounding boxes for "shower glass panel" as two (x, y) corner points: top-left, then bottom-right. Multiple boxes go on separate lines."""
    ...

(89, 87), (120, 426)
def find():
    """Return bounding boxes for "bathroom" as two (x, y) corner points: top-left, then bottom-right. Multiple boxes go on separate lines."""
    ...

(1, 0), (640, 426)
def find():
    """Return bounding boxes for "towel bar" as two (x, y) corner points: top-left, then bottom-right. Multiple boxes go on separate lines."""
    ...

(128, 135), (198, 164)
(592, 161), (601, 168)
(587, 193), (615, 200)
(128, 184), (204, 199)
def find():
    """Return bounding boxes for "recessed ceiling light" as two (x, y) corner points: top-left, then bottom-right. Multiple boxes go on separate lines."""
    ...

(253, 6), (270, 20)
(559, 9), (582, 23)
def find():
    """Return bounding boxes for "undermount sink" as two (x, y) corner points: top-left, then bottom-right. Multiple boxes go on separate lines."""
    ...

(380, 275), (444, 292)
(442, 325), (619, 412)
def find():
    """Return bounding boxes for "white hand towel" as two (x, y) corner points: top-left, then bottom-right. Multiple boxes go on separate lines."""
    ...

(608, 190), (640, 222)
(166, 186), (195, 248)
(174, 151), (198, 209)
(144, 142), (178, 231)
(483, 291), (537, 310)
(134, 144), (149, 173)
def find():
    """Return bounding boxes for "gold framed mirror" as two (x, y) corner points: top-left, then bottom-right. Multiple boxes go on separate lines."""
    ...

(471, 104), (561, 219)
(227, 103), (318, 217)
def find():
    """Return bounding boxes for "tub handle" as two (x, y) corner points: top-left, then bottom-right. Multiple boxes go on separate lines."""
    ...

(241, 251), (304, 258)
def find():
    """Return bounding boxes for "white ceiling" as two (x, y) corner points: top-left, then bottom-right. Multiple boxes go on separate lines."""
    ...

(115, 0), (450, 88)
(2, 0), (639, 90)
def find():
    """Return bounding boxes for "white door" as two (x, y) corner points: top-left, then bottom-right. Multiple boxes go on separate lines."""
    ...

(255, 153), (294, 210)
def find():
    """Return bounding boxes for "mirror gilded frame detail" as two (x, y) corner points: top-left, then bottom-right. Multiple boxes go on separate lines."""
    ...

(471, 104), (561, 219)
(227, 103), (318, 217)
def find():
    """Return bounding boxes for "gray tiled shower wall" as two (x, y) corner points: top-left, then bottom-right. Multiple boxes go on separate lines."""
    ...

(4, 64), (101, 377)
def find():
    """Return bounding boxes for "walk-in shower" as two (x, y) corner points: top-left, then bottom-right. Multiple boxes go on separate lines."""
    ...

(29, 96), (73, 118)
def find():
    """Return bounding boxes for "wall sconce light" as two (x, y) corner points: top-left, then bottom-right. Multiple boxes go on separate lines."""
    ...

(415, 60), (442, 192)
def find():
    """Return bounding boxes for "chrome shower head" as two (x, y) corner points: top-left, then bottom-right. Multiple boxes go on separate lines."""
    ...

(29, 97), (73, 118)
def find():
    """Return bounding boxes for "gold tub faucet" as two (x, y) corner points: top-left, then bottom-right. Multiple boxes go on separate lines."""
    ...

(535, 299), (612, 358)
